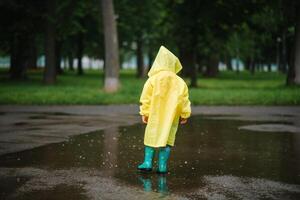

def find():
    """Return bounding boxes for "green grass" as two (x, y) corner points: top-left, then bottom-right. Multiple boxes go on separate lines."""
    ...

(0, 69), (299, 105)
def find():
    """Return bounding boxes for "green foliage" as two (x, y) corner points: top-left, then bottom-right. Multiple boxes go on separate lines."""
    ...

(115, 0), (166, 60)
(0, 70), (299, 105)
(226, 23), (256, 62)
(0, 0), (298, 85)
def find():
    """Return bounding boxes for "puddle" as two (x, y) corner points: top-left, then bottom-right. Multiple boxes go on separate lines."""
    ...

(14, 122), (28, 126)
(0, 116), (300, 199)
(29, 116), (48, 120)
(239, 124), (300, 133)
(34, 112), (73, 116)
(272, 114), (295, 118)
(28, 112), (72, 120)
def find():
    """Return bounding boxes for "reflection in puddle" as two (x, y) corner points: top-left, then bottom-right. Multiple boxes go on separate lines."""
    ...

(138, 174), (169, 196)
(0, 115), (300, 199)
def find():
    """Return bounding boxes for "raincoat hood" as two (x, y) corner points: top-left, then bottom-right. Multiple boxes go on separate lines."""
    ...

(148, 46), (182, 77)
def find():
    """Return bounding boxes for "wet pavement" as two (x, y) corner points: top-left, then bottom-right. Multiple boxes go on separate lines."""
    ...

(0, 110), (139, 155)
(1, 112), (300, 200)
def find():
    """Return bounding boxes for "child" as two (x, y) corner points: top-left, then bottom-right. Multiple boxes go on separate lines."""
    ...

(138, 46), (191, 174)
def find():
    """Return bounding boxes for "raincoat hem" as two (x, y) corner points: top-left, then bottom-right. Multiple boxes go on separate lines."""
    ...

(144, 142), (174, 148)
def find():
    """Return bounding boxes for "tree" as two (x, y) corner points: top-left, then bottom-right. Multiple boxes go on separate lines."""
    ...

(0, 0), (43, 80)
(226, 24), (256, 74)
(169, 0), (261, 83)
(282, 0), (300, 85)
(292, 3), (300, 84)
(171, 0), (200, 87)
(101, 0), (120, 92)
(116, 0), (163, 78)
(43, 0), (57, 84)
(76, 30), (84, 75)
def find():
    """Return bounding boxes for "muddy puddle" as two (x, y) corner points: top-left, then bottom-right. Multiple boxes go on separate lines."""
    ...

(0, 115), (300, 199)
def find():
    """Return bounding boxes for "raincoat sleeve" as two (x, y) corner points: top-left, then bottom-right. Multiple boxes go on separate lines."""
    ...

(139, 78), (153, 117)
(180, 84), (191, 119)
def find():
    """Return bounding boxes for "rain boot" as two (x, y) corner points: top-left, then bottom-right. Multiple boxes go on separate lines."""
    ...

(157, 146), (171, 174)
(138, 146), (155, 172)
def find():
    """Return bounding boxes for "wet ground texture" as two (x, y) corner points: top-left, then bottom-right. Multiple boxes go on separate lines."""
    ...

(0, 106), (300, 200)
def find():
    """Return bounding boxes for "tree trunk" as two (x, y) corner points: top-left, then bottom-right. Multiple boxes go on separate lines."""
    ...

(254, 63), (258, 72)
(68, 50), (74, 71)
(293, 4), (300, 84)
(180, 48), (197, 87)
(225, 56), (232, 71)
(245, 58), (250, 71)
(28, 39), (37, 69)
(196, 55), (203, 74)
(190, 57), (197, 87)
(281, 32), (287, 73)
(9, 35), (20, 79)
(250, 58), (255, 75)
(77, 32), (84, 75)
(63, 58), (68, 70)
(43, 0), (56, 84)
(286, 45), (295, 85)
(277, 36), (282, 72)
(205, 54), (219, 77)
(236, 58), (240, 74)
(9, 34), (30, 79)
(55, 40), (63, 74)
(119, 53), (124, 70)
(267, 63), (272, 72)
(257, 62), (262, 72)
(148, 50), (154, 71)
(10, 36), (16, 75)
(101, 0), (120, 92)
(180, 50), (189, 77)
(136, 38), (145, 78)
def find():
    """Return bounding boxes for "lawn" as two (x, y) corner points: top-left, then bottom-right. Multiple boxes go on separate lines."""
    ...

(0, 69), (299, 105)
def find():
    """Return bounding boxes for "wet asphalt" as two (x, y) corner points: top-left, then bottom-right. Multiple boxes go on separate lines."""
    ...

(0, 106), (300, 199)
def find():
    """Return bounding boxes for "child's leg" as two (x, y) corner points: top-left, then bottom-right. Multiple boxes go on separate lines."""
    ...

(138, 146), (155, 171)
(157, 145), (171, 173)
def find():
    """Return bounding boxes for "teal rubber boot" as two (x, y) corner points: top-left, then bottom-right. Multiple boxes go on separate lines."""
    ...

(138, 146), (155, 172)
(157, 146), (171, 174)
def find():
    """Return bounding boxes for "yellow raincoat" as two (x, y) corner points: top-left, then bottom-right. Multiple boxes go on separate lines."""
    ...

(139, 46), (191, 147)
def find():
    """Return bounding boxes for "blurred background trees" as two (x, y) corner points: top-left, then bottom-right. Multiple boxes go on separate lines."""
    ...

(0, 0), (299, 89)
